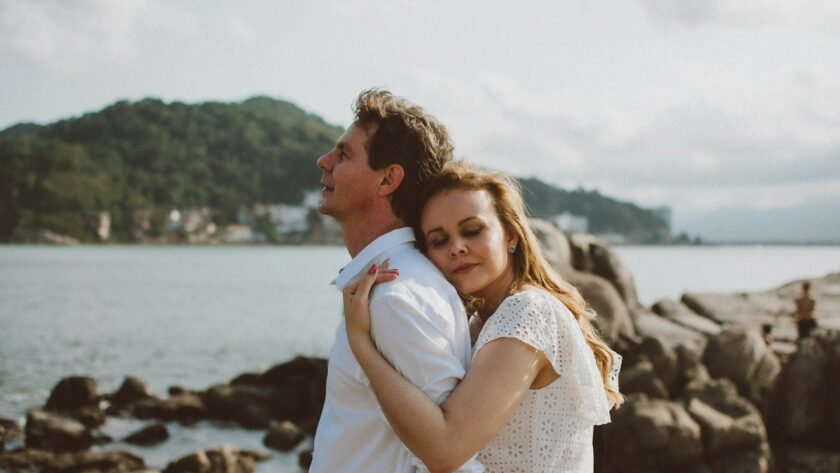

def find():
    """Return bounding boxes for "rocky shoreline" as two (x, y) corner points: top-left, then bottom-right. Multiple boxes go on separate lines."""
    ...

(2, 221), (838, 473)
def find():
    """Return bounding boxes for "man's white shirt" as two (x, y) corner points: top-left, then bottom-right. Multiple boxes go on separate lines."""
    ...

(310, 227), (483, 473)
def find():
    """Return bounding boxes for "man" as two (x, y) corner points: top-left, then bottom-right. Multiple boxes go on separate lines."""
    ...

(309, 90), (482, 473)
(794, 281), (817, 339)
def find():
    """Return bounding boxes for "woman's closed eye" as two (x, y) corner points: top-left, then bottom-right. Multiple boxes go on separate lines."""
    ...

(462, 226), (483, 237)
(428, 235), (448, 248)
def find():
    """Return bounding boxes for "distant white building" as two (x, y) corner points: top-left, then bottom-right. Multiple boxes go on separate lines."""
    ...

(224, 224), (255, 243)
(269, 204), (310, 235)
(303, 189), (322, 208)
(550, 212), (589, 234)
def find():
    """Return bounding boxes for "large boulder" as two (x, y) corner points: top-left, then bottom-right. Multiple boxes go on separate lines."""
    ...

(1, 417), (22, 450)
(109, 376), (157, 411)
(164, 445), (266, 473)
(769, 330), (840, 448)
(567, 271), (636, 342)
(775, 445), (840, 473)
(0, 449), (146, 473)
(651, 299), (721, 337)
(529, 218), (573, 274)
(632, 308), (707, 352)
(602, 394), (704, 472)
(687, 398), (765, 456)
(201, 385), (275, 429)
(124, 422), (169, 446)
(263, 420), (303, 451)
(24, 410), (93, 452)
(567, 233), (641, 309)
(702, 326), (780, 407)
(132, 392), (206, 425)
(45, 377), (98, 411)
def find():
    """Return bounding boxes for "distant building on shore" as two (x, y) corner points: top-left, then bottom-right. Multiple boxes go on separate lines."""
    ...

(549, 212), (589, 234)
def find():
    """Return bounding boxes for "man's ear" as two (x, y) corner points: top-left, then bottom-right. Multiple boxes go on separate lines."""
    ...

(377, 164), (405, 196)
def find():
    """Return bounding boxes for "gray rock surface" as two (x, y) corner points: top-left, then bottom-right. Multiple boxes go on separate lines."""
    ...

(24, 410), (93, 452)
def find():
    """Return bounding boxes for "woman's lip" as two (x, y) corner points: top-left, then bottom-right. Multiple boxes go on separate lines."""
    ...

(452, 263), (477, 274)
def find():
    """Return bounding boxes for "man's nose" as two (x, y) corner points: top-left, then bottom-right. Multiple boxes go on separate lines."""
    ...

(317, 151), (333, 171)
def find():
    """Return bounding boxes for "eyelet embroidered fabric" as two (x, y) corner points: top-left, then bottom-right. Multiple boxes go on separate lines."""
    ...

(473, 290), (621, 473)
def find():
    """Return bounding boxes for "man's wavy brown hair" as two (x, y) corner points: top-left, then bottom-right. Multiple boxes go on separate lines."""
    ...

(353, 89), (454, 228)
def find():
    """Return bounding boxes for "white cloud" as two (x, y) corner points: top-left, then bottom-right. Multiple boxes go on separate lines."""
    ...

(0, 0), (197, 72)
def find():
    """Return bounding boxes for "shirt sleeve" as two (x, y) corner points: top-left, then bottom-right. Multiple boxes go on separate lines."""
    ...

(474, 292), (615, 426)
(368, 286), (483, 472)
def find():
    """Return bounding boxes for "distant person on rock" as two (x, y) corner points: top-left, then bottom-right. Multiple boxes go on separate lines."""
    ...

(761, 323), (774, 346)
(309, 90), (481, 473)
(794, 281), (817, 339)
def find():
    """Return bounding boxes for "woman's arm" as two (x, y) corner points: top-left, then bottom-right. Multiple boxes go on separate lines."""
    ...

(344, 266), (550, 472)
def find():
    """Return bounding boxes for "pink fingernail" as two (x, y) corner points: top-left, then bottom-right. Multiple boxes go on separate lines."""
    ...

(368, 264), (378, 274)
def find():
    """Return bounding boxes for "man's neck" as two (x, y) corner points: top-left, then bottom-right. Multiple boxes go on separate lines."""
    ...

(342, 215), (406, 258)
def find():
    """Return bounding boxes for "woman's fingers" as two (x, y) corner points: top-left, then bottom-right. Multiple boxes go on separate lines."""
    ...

(342, 262), (400, 305)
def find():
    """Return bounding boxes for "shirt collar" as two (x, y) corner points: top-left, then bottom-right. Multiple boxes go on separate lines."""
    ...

(333, 227), (416, 290)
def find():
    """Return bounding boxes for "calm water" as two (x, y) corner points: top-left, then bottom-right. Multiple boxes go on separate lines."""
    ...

(1, 244), (839, 471)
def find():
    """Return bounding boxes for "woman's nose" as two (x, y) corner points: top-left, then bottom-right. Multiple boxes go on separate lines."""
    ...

(449, 239), (467, 256)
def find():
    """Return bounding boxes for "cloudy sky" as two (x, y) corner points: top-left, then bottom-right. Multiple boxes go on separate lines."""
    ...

(2, 0), (839, 241)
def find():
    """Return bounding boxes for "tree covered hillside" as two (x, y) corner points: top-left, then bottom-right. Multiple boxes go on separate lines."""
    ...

(0, 97), (341, 241)
(519, 178), (669, 242)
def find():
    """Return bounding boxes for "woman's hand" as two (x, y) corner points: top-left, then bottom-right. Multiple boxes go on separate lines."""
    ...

(342, 260), (399, 348)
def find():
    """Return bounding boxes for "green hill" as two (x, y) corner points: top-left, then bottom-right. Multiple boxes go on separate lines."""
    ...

(0, 97), (670, 243)
(0, 97), (341, 241)
(519, 178), (670, 243)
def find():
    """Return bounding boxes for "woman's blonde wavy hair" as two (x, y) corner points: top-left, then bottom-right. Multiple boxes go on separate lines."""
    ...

(416, 161), (623, 408)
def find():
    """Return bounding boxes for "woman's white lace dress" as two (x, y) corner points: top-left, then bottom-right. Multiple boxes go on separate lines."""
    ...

(472, 290), (621, 473)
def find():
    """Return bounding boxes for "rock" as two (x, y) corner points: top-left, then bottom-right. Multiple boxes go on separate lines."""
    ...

(298, 449), (313, 469)
(602, 394), (704, 472)
(164, 449), (211, 473)
(238, 449), (272, 462)
(164, 445), (258, 473)
(567, 271), (636, 342)
(775, 445), (840, 473)
(25, 410), (93, 452)
(257, 356), (328, 423)
(618, 360), (669, 399)
(568, 233), (598, 273)
(702, 326), (780, 407)
(651, 299), (721, 337)
(567, 233), (641, 309)
(132, 392), (206, 425)
(1, 417), (23, 450)
(50, 450), (146, 473)
(632, 308), (707, 353)
(529, 218), (573, 274)
(681, 292), (783, 335)
(589, 239), (641, 309)
(201, 385), (274, 429)
(711, 449), (769, 473)
(263, 420), (303, 451)
(110, 376), (157, 409)
(683, 378), (757, 420)
(769, 330), (840, 447)
(675, 344), (711, 394)
(124, 422), (169, 446)
(45, 377), (98, 411)
(687, 398), (764, 456)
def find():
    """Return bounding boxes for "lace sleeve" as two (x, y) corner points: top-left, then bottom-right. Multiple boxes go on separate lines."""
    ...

(474, 290), (616, 425)
(474, 291), (573, 379)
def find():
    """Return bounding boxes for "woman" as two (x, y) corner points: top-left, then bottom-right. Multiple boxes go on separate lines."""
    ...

(343, 162), (623, 472)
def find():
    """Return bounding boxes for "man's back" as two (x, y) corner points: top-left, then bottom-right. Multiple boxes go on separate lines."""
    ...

(311, 233), (479, 472)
